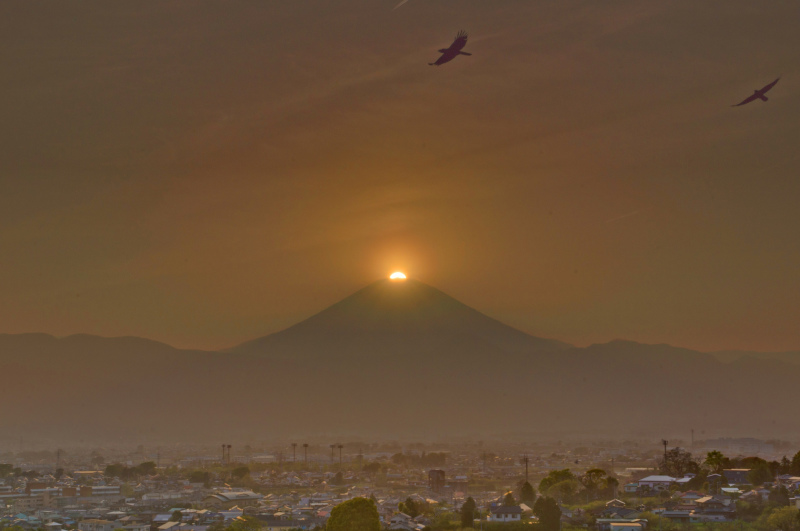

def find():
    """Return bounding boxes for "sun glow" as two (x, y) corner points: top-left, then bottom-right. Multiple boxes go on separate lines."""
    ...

(389, 272), (407, 280)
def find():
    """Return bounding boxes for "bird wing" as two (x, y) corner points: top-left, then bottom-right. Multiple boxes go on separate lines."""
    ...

(732, 93), (759, 107)
(761, 77), (780, 93)
(430, 49), (458, 65)
(451, 30), (468, 52)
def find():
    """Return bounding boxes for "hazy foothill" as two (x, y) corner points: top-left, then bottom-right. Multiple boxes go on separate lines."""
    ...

(1, 278), (798, 442)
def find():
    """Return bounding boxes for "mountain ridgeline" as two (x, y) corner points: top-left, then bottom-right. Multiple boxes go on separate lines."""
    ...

(0, 278), (797, 442)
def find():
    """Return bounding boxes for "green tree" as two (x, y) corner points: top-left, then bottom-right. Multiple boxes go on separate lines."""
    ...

(749, 462), (773, 486)
(580, 469), (608, 498)
(539, 469), (577, 493)
(520, 481), (536, 503)
(503, 492), (517, 506)
(326, 498), (381, 531)
(704, 451), (728, 474)
(169, 512), (183, 522)
(605, 476), (620, 497)
(363, 462), (381, 476)
(0, 464), (13, 477)
(460, 497), (477, 528)
(769, 486), (791, 507)
(767, 507), (800, 531)
(136, 461), (157, 475)
(659, 448), (699, 477)
(791, 451), (800, 476)
(533, 496), (561, 531)
(399, 497), (420, 517)
(227, 517), (261, 531)
(231, 466), (250, 479)
(105, 463), (126, 478)
(548, 479), (581, 503)
(189, 470), (211, 485)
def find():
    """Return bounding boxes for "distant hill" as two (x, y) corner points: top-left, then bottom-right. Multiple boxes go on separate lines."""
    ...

(1, 279), (799, 443)
(710, 349), (800, 365)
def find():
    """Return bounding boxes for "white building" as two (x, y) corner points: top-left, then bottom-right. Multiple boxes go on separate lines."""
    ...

(489, 506), (523, 523)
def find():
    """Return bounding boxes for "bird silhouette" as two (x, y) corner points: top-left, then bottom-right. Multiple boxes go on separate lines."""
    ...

(732, 77), (780, 107)
(429, 31), (471, 66)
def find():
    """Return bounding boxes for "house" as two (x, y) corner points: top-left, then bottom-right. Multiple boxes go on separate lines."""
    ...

(610, 523), (645, 531)
(489, 506), (523, 523)
(596, 518), (647, 531)
(675, 491), (705, 504)
(722, 469), (751, 485)
(388, 512), (426, 531)
(78, 520), (117, 531)
(601, 506), (641, 520)
(637, 476), (675, 492)
(624, 483), (639, 494)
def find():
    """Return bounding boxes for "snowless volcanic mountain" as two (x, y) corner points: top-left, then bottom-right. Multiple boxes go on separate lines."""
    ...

(230, 278), (570, 360)
(1, 279), (800, 442)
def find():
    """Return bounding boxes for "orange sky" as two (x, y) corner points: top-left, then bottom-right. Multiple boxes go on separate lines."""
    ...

(1, 0), (799, 352)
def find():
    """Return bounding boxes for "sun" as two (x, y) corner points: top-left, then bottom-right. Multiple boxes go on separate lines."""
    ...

(389, 272), (407, 280)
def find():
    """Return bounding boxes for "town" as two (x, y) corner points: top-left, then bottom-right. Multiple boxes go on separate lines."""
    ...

(2, 438), (800, 531)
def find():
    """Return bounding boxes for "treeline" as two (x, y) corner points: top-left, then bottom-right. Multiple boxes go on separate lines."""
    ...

(391, 452), (447, 467)
(104, 461), (157, 479)
(658, 448), (800, 488)
(537, 468), (620, 504)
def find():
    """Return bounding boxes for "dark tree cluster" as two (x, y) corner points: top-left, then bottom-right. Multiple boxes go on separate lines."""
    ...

(104, 461), (157, 479)
(390, 452), (447, 467)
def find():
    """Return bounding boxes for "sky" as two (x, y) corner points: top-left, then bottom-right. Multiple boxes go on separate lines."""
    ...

(1, 0), (799, 352)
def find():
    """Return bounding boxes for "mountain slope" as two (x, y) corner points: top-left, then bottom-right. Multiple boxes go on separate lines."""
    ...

(230, 278), (570, 360)
(1, 281), (799, 442)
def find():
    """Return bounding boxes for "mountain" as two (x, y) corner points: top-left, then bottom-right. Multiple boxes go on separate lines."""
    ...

(230, 278), (570, 360)
(1, 279), (799, 443)
(710, 349), (800, 365)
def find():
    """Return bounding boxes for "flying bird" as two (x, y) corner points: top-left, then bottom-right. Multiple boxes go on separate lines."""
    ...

(429, 30), (472, 66)
(732, 77), (780, 107)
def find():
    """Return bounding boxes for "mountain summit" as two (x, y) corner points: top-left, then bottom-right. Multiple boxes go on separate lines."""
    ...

(230, 278), (569, 359)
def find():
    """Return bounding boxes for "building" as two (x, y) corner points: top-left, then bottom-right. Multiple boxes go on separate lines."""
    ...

(428, 470), (445, 493)
(637, 476), (675, 492)
(723, 469), (751, 485)
(78, 520), (117, 531)
(489, 506), (523, 523)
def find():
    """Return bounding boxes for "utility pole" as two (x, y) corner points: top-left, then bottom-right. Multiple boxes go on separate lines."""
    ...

(337, 444), (343, 468)
(227, 444), (232, 465)
(661, 440), (668, 472)
(303, 443), (308, 465)
(330, 444), (335, 463)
